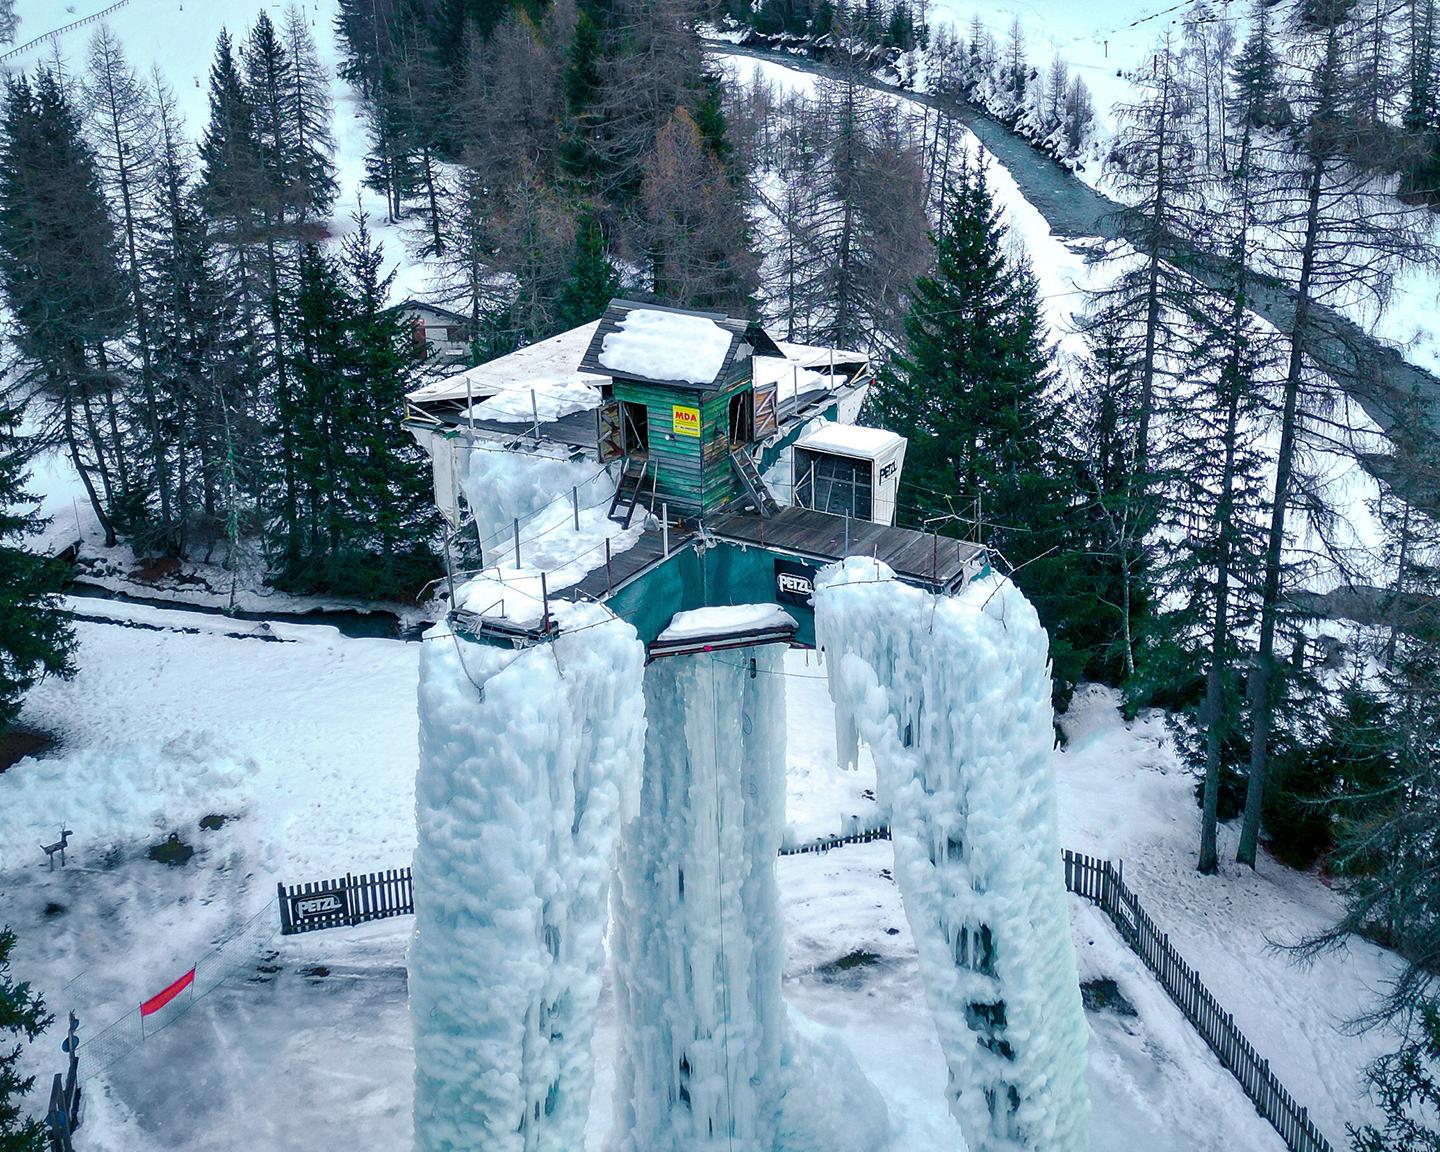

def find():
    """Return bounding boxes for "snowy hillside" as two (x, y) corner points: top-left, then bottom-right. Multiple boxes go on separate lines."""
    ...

(0, 604), (1398, 1151)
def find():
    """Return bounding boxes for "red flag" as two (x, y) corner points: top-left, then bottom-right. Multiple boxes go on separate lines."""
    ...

(141, 968), (195, 1017)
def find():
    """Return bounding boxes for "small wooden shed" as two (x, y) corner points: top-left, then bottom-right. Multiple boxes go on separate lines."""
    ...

(580, 300), (784, 519)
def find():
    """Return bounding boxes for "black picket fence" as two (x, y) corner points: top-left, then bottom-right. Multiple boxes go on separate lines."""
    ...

(277, 869), (414, 936)
(1063, 850), (1334, 1152)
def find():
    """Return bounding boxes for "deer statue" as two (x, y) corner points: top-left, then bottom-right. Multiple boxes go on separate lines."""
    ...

(41, 828), (73, 870)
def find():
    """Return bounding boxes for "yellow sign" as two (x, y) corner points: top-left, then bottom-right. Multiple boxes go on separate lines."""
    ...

(672, 405), (701, 438)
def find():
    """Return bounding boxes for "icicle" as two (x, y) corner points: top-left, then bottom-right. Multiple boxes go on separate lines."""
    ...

(609, 644), (789, 1152)
(814, 558), (1089, 1152)
(411, 609), (646, 1152)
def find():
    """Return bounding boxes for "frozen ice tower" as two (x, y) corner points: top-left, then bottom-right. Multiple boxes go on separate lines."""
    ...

(815, 558), (1090, 1152)
(410, 606), (647, 1152)
(608, 641), (789, 1152)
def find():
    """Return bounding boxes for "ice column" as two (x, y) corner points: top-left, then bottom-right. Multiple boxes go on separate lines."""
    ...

(609, 644), (789, 1152)
(410, 606), (647, 1152)
(815, 559), (1089, 1152)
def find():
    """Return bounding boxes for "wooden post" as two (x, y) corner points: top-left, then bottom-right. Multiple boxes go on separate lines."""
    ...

(605, 538), (613, 595)
(531, 389), (541, 442)
(572, 486), (579, 531)
(662, 504), (669, 557)
(844, 508), (850, 554)
(541, 571), (550, 633)
(513, 518), (521, 568)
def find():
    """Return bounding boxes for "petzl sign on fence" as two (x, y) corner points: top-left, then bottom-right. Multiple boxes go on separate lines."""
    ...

(672, 405), (701, 437)
(293, 884), (348, 921)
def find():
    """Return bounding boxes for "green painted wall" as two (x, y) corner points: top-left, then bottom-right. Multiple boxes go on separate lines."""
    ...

(614, 377), (751, 516)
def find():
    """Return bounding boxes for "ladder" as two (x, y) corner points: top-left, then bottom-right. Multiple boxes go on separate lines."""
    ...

(608, 458), (652, 528)
(729, 448), (780, 518)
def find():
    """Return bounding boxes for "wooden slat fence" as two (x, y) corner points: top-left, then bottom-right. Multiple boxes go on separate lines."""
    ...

(277, 868), (414, 936)
(1063, 850), (1334, 1152)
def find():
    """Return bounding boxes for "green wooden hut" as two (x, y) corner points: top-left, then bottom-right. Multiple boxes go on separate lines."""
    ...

(580, 300), (784, 520)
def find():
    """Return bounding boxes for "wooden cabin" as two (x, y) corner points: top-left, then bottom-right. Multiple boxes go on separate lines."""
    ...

(579, 300), (786, 519)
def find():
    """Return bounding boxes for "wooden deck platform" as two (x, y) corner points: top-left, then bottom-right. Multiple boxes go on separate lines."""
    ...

(708, 506), (984, 591)
(563, 523), (695, 603)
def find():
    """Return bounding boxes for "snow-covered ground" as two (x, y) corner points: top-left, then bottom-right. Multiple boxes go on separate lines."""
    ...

(0, 605), (1400, 1151)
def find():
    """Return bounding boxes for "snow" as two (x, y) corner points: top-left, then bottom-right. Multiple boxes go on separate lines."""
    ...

(0, 603), (1402, 1152)
(410, 610), (647, 1152)
(455, 445), (646, 592)
(610, 643), (791, 1152)
(464, 376), (602, 424)
(794, 422), (904, 460)
(598, 308), (734, 385)
(408, 323), (604, 405)
(753, 356), (833, 407)
(657, 603), (798, 641)
(815, 558), (1090, 1151)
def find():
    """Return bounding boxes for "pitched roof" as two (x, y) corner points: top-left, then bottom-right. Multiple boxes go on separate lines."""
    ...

(578, 298), (783, 391)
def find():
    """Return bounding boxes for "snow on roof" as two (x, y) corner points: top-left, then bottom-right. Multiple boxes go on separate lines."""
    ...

(657, 604), (798, 642)
(752, 355), (832, 406)
(406, 321), (603, 404)
(773, 340), (869, 369)
(466, 375), (601, 424)
(597, 308), (733, 386)
(796, 422), (904, 460)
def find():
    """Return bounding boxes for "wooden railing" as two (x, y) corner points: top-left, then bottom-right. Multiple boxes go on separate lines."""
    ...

(1064, 850), (1334, 1152)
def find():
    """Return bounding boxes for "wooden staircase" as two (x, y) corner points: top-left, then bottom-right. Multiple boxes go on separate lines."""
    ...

(729, 448), (780, 518)
(608, 458), (653, 527)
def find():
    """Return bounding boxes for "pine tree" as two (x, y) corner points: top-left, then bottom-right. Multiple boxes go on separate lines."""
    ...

(339, 213), (438, 597)
(641, 107), (758, 312)
(555, 209), (621, 329)
(0, 406), (74, 736)
(282, 4), (339, 224)
(866, 154), (1089, 691)
(84, 26), (176, 550)
(1237, 0), (1431, 866)
(0, 70), (128, 546)
(0, 926), (51, 1152)
(198, 31), (263, 238)
(1351, 1002), (1440, 1152)
(146, 72), (255, 553)
(0, 2), (18, 46)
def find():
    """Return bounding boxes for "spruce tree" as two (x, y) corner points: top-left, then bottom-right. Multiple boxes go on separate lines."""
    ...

(866, 154), (1090, 692)
(0, 406), (74, 736)
(0, 926), (51, 1152)
(555, 210), (621, 329)
(0, 70), (127, 546)
(339, 213), (438, 597)
(282, 4), (339, 224)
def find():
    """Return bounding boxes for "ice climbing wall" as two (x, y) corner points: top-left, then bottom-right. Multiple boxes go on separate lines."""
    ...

(410, 605), (647, 1152)
(609, 643), (789, 1152)
(815, 559), (1089, 1152)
